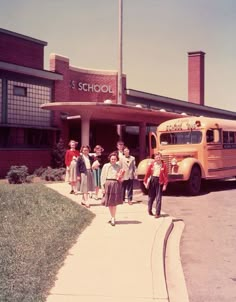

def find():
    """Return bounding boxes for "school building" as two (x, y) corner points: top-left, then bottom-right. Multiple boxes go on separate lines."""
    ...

(0, 28), (235, 177)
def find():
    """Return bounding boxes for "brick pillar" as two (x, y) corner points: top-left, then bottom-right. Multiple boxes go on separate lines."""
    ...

(49, 53), (70, 143)
(188, 51), (205, 105)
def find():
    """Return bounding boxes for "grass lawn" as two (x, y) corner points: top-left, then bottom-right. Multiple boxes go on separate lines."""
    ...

(0, 183), (95, 302)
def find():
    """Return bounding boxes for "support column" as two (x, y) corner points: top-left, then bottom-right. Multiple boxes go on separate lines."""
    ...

(80, 112), (91, 146)
(139, 122), (146, 161)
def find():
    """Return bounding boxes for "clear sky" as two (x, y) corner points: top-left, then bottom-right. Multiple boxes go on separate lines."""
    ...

(1, 0), (236, 112)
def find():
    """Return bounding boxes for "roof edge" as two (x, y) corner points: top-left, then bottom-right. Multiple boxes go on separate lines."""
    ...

(0, 28), (47, 46)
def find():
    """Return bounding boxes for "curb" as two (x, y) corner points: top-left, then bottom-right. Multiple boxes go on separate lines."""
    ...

(151, 216), (174, 300)
(165, 220), (189, 302)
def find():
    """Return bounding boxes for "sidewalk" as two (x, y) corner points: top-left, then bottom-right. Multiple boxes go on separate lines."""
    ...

(45, 182), (174, 302)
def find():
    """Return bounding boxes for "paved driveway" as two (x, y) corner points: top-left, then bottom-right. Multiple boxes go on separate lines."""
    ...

(162, 179), (236, 302)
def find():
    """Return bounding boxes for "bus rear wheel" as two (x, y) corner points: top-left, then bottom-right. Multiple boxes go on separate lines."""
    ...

(186, 166), (201, 195)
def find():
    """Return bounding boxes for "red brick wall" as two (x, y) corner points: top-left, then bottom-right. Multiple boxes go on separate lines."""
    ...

(69, 69), (118, 103)
(188, 51), (205, 105)
(0, 150), (51, 178)
(0, 32), (44, 69)
(50, 54), (126, 105)
(49, 54), (127, 145)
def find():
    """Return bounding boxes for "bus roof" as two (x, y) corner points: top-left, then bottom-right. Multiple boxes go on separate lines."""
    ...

(157, 116), (236, 132)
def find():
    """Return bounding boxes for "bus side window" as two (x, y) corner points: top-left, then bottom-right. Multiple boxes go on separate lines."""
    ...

(229, 131), (235, 143)
(206, 130), (214, 143)
(223, 131), (228, 143)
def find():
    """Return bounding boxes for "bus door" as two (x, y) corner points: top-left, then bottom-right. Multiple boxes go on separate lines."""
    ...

(149, 131), (157, 159)
(206, 128), (223, 178)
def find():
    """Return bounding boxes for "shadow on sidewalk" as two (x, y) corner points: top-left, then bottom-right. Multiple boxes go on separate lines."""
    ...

(115, 220), (142, 225)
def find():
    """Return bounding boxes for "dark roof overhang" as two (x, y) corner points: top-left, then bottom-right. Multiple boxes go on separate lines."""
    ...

(0, 61), (63, 81)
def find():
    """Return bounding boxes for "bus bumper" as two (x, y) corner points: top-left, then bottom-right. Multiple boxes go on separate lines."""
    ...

(168, 174), (184, 181)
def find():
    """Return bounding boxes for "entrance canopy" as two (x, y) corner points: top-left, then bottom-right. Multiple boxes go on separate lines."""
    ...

(41, 101), (183, 159)
(41, 101), (182, 125)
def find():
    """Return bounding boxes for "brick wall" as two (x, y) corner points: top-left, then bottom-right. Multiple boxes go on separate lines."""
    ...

(49, 54), (127, 146)
(0, 32), (44, 69)
(0, 150), (51, 178)
(50, 54), (126, 105)
(69, 69), (118, 103)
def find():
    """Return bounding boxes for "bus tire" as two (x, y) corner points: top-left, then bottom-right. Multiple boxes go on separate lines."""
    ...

(140, 181), (148, 195)
(186, 166), (201, 195)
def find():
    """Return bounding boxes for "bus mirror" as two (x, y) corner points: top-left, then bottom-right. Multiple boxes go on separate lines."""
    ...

(195, 121), (201, 127)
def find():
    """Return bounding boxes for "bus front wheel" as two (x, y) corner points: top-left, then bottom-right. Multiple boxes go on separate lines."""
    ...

(186, 166), (201, 195)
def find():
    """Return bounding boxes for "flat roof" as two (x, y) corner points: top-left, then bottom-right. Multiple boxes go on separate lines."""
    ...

(126, 89), (236, 119)
(0, 28), (47, 46)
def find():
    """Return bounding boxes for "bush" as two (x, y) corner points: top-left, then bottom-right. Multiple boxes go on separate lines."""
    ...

(33, 167), (47, 177)
(41, 167), (66, 181)
(26, 175), (35, 183)
(6, 165), (29, 184)
(51, 138), (66, 168)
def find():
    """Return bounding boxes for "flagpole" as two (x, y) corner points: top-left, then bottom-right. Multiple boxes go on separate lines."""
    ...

(118, 0), (123, 104)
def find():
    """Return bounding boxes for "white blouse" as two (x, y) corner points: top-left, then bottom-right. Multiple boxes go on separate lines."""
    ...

(82, 154), (91, 169)
(152, 162), (162, 177)
(100, 163), (120, 187)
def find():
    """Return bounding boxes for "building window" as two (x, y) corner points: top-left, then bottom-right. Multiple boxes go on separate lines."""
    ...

(0, 126), (53, 148)
(7, 81), (51, 127)
(13, 85), (27, 97)
(0, 79), (2, 123)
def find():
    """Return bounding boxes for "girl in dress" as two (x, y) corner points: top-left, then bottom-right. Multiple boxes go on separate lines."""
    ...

(76, 145), (95, 208)
(101, 152), (125, 226)
(64, 140), (80, 194)
(92, 145), (106, 200)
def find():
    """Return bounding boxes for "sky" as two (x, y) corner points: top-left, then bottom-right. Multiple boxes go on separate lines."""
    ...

(1, 0), (236, 112)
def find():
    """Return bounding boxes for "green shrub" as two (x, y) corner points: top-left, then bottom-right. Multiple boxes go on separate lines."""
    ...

(6, 165), (29, 184)
(41, 167), (66, 181)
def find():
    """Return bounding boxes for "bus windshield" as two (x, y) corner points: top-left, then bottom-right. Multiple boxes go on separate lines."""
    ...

(160, 131), (202, 145)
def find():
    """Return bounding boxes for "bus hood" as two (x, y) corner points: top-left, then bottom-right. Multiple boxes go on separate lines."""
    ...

(160, 148), (198, 157)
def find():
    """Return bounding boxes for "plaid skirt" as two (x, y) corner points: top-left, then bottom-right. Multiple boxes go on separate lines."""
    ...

(104, 180), (123, 207)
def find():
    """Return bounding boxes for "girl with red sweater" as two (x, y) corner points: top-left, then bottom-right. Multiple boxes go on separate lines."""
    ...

(65, 140), (80, 194)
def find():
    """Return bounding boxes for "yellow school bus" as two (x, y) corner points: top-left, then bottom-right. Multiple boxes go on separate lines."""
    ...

(137, 116), (236, 195)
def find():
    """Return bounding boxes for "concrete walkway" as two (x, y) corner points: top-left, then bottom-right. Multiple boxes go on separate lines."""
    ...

(45, 182), (186, 302)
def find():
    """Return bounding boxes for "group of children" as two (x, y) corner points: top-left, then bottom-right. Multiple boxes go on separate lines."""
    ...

(65, 140), (137, 226)
(65, 140), (168, 225)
